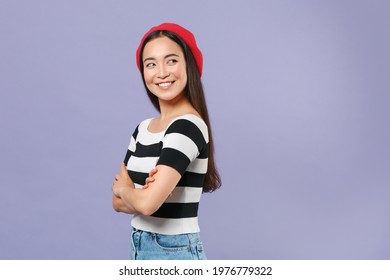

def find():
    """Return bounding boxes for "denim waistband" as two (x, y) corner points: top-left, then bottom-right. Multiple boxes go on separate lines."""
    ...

(131, 227), (201, 244)
(130, 226), (207, 260)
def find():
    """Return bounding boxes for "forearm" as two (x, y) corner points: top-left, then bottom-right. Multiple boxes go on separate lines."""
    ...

(112, 194), (139, 214)
(118, 188), (156, 216)
(118, 165), (181, 216)
(113, 164), (180, 216)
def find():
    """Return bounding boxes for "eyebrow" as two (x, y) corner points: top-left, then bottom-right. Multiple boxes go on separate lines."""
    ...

(143, 53), (180, 63)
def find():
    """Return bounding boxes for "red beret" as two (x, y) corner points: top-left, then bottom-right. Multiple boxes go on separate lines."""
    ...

(136, 23), (203, 76)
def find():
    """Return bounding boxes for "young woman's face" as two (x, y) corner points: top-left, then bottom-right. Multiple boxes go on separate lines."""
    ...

(142, 36), (187, 103)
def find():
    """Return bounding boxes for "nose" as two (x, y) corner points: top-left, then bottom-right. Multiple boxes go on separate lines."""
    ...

(157, 64), (169, 79)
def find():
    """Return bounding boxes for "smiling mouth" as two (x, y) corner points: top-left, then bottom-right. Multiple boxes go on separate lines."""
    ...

(156, 81), (174, 88)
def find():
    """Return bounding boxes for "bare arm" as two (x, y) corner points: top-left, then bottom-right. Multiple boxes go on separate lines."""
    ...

(112, 167), (158, 214)
(112, 163), (180, 216)
(112, 194), (138, 214)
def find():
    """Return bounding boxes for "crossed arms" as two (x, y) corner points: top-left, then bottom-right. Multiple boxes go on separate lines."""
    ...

(112, 163), (180, 216)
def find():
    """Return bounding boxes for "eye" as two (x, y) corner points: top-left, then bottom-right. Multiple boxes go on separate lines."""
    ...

(145, 62), (156, 68)
(167, 59), (178, 65)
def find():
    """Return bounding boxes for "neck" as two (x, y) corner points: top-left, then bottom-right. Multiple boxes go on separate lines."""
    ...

(158, 96), (194, 120)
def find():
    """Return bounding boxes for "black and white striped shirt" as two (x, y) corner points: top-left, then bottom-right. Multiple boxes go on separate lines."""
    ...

(124, 114), (209, 235)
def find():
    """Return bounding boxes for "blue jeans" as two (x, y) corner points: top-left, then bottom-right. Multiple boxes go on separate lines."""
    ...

(130, 227), (207, 260)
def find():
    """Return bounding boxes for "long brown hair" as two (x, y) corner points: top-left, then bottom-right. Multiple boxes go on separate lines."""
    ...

(139, 30), (221, 192)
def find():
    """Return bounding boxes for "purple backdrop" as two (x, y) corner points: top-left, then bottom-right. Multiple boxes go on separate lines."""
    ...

(1, 0), (389, 259)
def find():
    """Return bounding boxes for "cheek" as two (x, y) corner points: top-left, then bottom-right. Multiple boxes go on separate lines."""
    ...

(143, 71), (153, 84)
(173, 66), (187, 84)
(143, 72), (156, 93)
(180, 71), (188, 87)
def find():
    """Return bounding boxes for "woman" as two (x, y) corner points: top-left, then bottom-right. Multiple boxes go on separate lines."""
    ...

(112, 23), (221, 260)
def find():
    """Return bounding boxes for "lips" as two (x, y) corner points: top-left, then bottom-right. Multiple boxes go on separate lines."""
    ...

(156, 81), (175, 89)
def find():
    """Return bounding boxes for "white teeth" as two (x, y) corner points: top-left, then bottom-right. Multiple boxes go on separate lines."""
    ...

(158, 82), (172, 87)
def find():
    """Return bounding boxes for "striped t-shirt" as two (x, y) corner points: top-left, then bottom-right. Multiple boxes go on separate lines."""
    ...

(124, 114), (209, 235)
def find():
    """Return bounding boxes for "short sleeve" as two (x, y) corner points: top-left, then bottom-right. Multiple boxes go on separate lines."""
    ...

(157, 118), (207, 176)
(124, 125), (139, 165)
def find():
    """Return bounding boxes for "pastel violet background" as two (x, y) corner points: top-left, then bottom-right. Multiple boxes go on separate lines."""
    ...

(1, 0), (389, 259)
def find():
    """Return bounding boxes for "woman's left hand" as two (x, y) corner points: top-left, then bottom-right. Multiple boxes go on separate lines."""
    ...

(143, 167), (158, 189)
(112, 163), (134, 197)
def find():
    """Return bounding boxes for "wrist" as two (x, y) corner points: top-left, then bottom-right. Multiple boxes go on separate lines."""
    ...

(113, 184), (123, 198)
(118, 184), (132, 198)
(118, 186), (125, 198)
